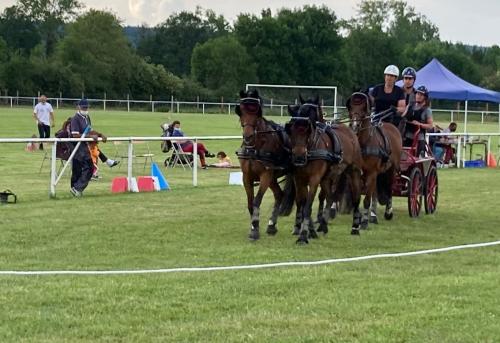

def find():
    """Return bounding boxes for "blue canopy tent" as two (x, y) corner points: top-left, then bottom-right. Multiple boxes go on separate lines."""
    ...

(396, 58), (500, 133)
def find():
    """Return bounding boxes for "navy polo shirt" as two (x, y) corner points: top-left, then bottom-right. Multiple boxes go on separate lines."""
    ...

(70, 112), (91, 135)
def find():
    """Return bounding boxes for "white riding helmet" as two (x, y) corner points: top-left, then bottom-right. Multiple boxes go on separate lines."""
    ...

(384, 65), (400, 77)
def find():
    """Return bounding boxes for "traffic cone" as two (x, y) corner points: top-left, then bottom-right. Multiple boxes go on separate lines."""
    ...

(151, 163), (170, 190)
(487, 152), (497, 167)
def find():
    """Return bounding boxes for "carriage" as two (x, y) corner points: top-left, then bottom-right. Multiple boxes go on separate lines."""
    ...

(391, 128), (438, 217)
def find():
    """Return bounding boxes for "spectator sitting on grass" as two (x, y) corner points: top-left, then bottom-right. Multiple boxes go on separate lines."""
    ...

(210, 151), (232, 168)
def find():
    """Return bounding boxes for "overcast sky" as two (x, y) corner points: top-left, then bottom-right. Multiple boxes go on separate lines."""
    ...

(0, 0), (498, 47)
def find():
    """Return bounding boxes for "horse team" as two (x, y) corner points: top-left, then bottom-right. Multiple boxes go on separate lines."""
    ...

(236, 89), (406, 244)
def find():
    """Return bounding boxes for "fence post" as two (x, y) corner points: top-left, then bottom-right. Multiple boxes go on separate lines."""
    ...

(50, 141), (57, 198)
(127, 94), (130, 112)
(16, 90), (19, 106)
(481, 112), (484, 124)
(127, 140), (133, 191)
(10, 96), (12, 108)
(202, 103), (205, 115)
(170, 95), (174, 113)
(197, 96), (200, 111)
(228, 104), (231, 115)
(104, 92), (107, 111)
(176, 101), (180, 113)
(451, 111), (454, 122)
(193, 138), (198, 187)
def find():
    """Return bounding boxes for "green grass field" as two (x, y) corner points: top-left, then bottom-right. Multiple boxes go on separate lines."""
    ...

(1, 107), (500, 342)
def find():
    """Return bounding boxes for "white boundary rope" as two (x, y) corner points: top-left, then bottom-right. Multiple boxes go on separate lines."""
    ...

(1, 240), (499, 276)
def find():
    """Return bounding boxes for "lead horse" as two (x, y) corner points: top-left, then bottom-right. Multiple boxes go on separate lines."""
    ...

(286, 96), (364, 244)
(346, 92), (402, 228)
(236, 90), (294, 240)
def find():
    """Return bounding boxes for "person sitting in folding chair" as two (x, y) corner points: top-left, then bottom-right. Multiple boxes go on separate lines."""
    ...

(170, 120), (215, 169)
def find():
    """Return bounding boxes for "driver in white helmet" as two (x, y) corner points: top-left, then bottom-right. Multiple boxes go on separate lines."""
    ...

(369, 64), (406, 125)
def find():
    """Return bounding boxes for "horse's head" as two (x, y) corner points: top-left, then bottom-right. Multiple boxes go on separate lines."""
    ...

(286, 103), (314, 167)
(236, 89), (263, 147)
(346, 92), (371, 133)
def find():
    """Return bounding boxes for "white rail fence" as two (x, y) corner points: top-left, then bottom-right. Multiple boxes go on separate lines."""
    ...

(2, 95), (499, 125)
(0, 136), (241, 198)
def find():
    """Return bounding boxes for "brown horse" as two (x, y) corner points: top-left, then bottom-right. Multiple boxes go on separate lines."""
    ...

(346, 92), (402, 228)
(236, 90), (294, 240)
(286, 96), (364, 244)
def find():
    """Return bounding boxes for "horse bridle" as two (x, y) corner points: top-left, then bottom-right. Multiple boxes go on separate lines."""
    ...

(348, 92), (372, 134)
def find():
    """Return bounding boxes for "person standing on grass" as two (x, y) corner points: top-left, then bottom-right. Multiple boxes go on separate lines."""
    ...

(69, 99), (108, 197)
(33, 94), (55, 150)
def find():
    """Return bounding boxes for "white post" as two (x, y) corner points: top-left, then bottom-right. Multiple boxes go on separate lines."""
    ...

(127, 140), (133, 191)
(464, 101), (468, 134)
(481, 111), (484, 124)
(104, 93), (107, 111)
(451, 111), (454, 123)
(170, 95), (174, 113)
(193, 139), (198, 187)
(10, 97), (12, 108)
(56, 98), (59, 109)
(202, 103), (205, 114)
(127, 94), (130, 112)
(487, 136), (491, 165)
(334, 87), (338, 117)
(457, 136), (462, 169)
(50, 142), (57, 198)
(150, 95), (154, 112)
(270, 98), (273, 110)
(228, 104), (231, 115)
(176, 101), (180, 113)
(281, 105), (284, 116)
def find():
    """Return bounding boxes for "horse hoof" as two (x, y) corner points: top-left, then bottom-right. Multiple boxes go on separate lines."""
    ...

(384, 212), (394, 220)
(369, 216), (378, 224)
(266, 225), (278, 236)
(351, 229), (360, 235)
(248, 229), (260, 241)
(360, 220), (369, 230)
(292, 227), (300, 235)
(317, 224), (328, 235)
(308, 229), (319, 239)
(296, 237), (309, 245)
(330, 209), (337, 219)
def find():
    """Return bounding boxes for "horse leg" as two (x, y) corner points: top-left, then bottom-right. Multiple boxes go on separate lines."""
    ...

(350, 168), (363, 236)
(316, 187), (327, 234)
(361, 173), (376, 230)
(248, 173), (272, 241)
(384, 170), (395, 220)
(317, 179), (334, 235)
(266, 179), (283, 235)
(369, 196), (379, 224)
(293, 181), (307, 236)
(243, 174), (256, 239)
(316, 188), (325, 225)
(297, 179), (321, 244)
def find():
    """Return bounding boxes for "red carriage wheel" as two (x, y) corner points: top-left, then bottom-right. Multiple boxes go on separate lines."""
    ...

(424, 166), (438, 214)
(408, 168), (423, 218)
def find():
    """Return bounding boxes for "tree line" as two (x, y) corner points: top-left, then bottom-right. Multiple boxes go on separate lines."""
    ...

(0, 0), (498, 102)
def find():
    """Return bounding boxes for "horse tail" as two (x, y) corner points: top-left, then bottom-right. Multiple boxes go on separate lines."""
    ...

(278, 173), (295, 216)
(335, 172), (353, 214)
(376, 170), (392, 206)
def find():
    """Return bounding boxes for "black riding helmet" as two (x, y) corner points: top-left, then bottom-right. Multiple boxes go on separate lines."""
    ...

(416, 85), (429, 98)
(402, 67), (417, 79)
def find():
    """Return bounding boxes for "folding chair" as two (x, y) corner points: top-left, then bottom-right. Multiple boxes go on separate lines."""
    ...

(39, 145), (66, 174)
(114, 141), (155, 171)
(166, 143), (193, 170)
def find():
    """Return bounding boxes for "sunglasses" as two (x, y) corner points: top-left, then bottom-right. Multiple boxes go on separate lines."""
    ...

(403, 77), (414, 80)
